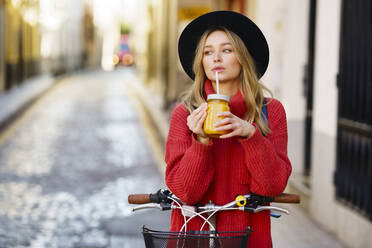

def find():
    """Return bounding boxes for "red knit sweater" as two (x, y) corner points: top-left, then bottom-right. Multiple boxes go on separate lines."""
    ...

(165, 80), (292, 247)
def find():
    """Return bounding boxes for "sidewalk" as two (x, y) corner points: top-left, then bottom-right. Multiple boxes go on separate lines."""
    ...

(0, 74), (55, 132)
(123, 68), (346, 248)
(0, 70), (90, 134)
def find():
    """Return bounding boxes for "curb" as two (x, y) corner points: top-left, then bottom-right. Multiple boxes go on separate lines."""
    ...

(123, 69), (170, 176)
(128, 76), (170, 146)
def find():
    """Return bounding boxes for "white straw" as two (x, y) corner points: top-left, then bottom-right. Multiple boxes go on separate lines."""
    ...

(215, 71), (219, 94)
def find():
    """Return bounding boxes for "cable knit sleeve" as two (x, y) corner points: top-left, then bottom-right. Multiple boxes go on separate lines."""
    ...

(238, 99), (292, 196)
(165, 104), (215, 204)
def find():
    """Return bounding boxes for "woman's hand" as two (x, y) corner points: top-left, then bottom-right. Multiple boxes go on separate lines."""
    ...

(214, 111), (256, 139)
(187, 103), (210, 144)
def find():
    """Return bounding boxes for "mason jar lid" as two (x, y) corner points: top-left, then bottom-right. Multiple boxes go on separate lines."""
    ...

(207, 94), (230, 102)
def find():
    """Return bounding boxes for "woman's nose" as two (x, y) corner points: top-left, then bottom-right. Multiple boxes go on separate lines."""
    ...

(213, 52), (222, 62)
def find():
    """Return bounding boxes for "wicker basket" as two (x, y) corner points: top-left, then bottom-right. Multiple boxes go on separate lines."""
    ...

(142, 226), (251, 248)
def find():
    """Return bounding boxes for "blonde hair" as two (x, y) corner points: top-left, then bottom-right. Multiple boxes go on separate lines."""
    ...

(181, 27), (272, 135)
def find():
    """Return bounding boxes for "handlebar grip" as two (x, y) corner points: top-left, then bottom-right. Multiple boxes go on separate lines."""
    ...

(273, 193), (300, 203)
(128, 194), (151, 204)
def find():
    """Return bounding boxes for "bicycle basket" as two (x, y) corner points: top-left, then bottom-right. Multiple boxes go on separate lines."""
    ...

(142, 226), (251, 248)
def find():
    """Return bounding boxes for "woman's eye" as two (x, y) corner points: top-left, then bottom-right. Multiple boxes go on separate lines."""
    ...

(223, 49), (232, 53)
(204, 50), (213, 55)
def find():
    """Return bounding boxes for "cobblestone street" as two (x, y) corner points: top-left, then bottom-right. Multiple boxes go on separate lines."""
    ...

(0, 70), (169, 248)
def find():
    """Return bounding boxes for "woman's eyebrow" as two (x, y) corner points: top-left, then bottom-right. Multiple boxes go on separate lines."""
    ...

(204, 42), (232, 48)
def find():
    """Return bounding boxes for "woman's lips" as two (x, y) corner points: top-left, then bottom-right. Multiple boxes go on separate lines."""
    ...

(212, 67), (225, 72)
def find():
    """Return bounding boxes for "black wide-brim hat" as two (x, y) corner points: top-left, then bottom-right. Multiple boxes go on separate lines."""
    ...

(178, 11), (269, 80)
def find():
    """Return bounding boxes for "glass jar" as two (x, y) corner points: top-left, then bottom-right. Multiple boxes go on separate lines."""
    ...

(203, 94), (230, 138)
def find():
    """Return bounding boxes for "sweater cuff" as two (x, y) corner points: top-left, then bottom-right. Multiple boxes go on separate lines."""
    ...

(192, 133), (213, 147)
(237, 123), (264, 150)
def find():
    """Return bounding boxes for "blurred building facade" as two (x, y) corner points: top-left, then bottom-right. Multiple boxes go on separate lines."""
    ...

(136, 0), (371, 247)
(0, 0), (5, 92)
(0, 0), (101, 94)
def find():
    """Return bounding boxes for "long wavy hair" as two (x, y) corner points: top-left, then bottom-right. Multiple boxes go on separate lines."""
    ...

(181, 27), (272, 136)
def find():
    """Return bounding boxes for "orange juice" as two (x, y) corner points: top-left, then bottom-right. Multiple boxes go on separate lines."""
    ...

(203, 94), (230, 138)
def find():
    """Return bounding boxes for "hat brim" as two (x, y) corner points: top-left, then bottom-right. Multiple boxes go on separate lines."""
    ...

(178, 11), (269, 80)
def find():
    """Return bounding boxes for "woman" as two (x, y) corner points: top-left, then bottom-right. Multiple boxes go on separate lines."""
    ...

(165, 11), (292, 247)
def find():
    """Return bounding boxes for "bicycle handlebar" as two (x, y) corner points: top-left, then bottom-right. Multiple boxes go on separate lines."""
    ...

(128, 189), (300, 220)
(132, 202), (290, 215)
(128, 190), (300, 205)
(128, 194), (151, 204)
(128, 189), (300, 232)
(272, 193), (300, 203)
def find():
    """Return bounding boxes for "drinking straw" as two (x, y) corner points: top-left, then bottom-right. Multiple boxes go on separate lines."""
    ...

(215, 71), (219, 95)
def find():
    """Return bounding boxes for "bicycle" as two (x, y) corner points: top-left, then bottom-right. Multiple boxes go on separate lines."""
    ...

(128, 189), (300, 248)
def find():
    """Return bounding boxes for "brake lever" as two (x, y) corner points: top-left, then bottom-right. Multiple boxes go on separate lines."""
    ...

(132, 202), (171, 212)
(253, 205), (289, 214)
(132, 203), (162, 212)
